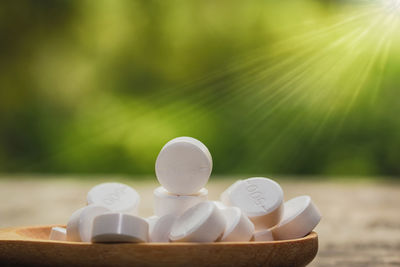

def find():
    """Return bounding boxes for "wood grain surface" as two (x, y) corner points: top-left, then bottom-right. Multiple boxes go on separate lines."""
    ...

(0, 176), (399, 266)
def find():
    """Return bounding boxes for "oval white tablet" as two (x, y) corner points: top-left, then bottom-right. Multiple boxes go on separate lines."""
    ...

(155, 137), (212, 195)
(154, 186), (208, 217)
(253, 229), (274, 242)
(221, 177), (284, 230)
(271, 195), (321, 240)
(220, 207), (254, 242)
(149, 214), (176, 242)
(91, 213), (148, 243)
(66, 205), (109, 242)
(49, 227), (67, 241)
(87, 182), (140, 215)
(170, 201), (225, 242)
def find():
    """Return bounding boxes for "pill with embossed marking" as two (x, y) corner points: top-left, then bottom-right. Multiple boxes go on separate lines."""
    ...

(272, 195), (321, 240)
(221, 177), (284, 230)
(87, 182), (140, 215)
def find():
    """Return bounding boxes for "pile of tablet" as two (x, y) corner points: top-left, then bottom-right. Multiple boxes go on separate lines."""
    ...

(49, 137), (321, 243)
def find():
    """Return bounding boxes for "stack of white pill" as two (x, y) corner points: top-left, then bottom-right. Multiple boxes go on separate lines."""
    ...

(48, 136), (321, 243)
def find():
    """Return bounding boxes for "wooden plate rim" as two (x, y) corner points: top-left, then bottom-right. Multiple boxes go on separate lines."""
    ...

(0, 224), (318, 246)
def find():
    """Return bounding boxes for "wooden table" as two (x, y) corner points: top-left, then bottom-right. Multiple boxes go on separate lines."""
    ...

(0, 176), (399, 266)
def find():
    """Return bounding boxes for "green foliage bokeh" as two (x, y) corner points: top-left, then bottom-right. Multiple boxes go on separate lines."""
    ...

(0, 0), (399, 177)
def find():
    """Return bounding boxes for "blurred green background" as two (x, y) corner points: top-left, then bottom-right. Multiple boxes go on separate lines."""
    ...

(0, 0), (399, 177)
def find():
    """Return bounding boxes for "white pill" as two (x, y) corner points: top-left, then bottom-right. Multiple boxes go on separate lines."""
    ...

(253, 229), (274, 242)
(149, 214), (176, 242)
(272, 195), (321, 240)
(49, 227), (67, 241)
(221, 177), (284, 230)
(220, 207), (254, 242)
(220, 180), (241, 205)
(213, 201), (227, 210)
(146, 215), (160, 230)
(155, 137), (212, 195)
(153, 186), (208, 217)
(66, 205), (109, 242)
(170, 201), (225, 242)
(91, 213), (148, 243)
(86, 182), (140, 215)
(146, 216), (159, 242)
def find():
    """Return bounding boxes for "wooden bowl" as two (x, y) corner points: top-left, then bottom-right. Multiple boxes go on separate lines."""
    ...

(0, 225), (318, 267)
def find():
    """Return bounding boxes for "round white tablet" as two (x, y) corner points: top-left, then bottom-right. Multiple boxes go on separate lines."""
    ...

(213, 201), (227, 210)
(149, 214), (176, 242)
(169, 201), (225, 242)
(271, 195), (321, 240)
(49, 227), (67, 241)
(253, 229), (274, 242)
(220, 180), (241, 205)
(221, 177), (284, 230)
(155, 137), (212, 195)
(146, 215), (160, 230)
(67, 205), (110, 242)
(87, 182), (140, 215)
(220, 207), (254, 242)
(91, 213), (148, 243)
(153, 186), (208, 217)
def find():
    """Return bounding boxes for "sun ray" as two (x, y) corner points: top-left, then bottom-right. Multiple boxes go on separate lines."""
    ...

(28, 0), (400, 172)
